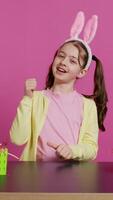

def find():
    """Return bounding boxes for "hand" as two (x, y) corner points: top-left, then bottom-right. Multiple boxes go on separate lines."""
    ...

(47, 142), (73, 160)
(25, 78), (37, 98)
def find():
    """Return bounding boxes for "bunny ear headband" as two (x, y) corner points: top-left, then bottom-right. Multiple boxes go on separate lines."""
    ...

(65, 11), (98, 69)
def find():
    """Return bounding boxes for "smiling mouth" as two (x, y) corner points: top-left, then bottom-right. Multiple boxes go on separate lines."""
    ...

(57, 67), (67, 73)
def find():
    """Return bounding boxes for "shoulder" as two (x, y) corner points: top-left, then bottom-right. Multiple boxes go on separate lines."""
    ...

(19, 91), (49, 111)
(32, 90), (49, 102)
(81, 97), (98, 127)
(82, 96), (97, 111)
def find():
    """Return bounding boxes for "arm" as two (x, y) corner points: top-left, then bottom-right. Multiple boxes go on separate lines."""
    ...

(10, 96), (32, 145)
(69, 100), (99, 161)
(10, 78), (37, 146)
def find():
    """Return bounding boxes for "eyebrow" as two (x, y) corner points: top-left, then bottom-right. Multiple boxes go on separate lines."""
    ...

(58, 50), (78, 60)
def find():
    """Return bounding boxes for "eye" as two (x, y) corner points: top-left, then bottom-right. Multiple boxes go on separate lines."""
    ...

(57, 53), (65, 58)
(70, 59), (77, 64)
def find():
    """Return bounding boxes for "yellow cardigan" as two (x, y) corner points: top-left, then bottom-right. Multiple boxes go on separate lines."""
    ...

(10, 91), (99, 161)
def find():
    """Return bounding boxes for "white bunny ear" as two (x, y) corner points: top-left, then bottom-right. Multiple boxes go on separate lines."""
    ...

(83, 15), (98, 44)
(70, 11), (85, 38)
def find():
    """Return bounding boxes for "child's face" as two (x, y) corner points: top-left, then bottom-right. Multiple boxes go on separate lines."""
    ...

(52, 42), (85, 84)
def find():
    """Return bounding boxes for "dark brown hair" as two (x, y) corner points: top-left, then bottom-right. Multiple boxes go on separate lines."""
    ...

(45, 41), (108, 131)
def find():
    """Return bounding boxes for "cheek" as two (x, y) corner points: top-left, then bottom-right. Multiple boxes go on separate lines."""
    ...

(52, 59), (58, 68)
(52, 58), (60, 71)
(51, 63), (57, 75)
(68, 68), (81, 79)
(52, 63), (56, 72)
(70, 66), (81, 75)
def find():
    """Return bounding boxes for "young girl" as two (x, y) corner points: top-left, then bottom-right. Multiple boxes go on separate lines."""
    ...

(10, 12), (108, 161)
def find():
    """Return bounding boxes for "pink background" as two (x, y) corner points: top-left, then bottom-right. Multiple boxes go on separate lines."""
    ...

(0, 0), (112, 161)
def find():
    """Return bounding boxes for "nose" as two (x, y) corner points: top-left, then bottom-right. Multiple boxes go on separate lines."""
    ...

(60, 57), (68, 66)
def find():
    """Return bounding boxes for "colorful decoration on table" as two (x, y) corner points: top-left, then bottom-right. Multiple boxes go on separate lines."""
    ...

(0, 143), (19, 175)
(0, 144), (8, 175)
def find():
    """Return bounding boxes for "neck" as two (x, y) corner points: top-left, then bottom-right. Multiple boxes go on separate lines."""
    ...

(51, 81), (75, 94)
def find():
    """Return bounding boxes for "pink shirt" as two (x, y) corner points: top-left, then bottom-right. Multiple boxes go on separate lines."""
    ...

(37, 89), (83, 161)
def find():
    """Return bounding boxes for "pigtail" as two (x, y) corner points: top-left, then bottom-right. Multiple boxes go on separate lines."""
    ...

(84, 55), (108, 131)
(92, 55), (108, 131)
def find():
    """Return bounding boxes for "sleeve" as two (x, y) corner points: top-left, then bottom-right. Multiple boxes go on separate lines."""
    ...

(69, 100), (99, 161)
(10, 96), (32, 146)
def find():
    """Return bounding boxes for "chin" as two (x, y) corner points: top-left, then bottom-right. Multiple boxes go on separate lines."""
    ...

(55, 78), (68, 84)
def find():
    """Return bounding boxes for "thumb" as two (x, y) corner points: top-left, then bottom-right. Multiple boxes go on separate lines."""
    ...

(47, 142), (59, 150)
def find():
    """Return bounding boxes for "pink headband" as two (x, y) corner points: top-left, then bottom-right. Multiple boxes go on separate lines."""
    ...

(65, 11), (98, 69)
